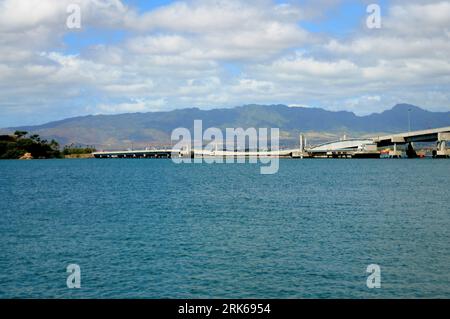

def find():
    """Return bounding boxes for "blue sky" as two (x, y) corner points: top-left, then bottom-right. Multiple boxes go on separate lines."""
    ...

(0, 0), (449, 127)
(63, 0), (382, 53)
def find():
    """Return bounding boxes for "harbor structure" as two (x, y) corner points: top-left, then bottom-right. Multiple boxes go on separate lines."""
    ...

(93, 126), (450, 159)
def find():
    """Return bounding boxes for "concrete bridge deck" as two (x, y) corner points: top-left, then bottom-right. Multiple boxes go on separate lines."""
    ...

(303, 126), (450, 158)
(93, 149), (174, 158)
(373, 126), (450, 147)
(92, 126), (450, 159)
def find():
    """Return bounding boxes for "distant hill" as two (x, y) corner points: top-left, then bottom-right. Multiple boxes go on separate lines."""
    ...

(2, 104), (449, 149)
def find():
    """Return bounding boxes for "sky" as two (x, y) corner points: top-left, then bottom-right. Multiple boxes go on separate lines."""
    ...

(0, 0), (450, 127)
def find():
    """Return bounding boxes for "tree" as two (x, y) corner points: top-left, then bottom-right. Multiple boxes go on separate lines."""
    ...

(14, 131), (28, 139)
(50, 139), (59, 149)
(63, 144), (96, 155)
(0, 132), (62, 159)
(29, 134), (41, 142)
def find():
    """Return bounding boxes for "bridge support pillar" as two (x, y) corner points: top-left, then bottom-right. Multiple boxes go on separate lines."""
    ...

(433, 133), (450, 158)
(406, 142), (418, 158)
(389, 143), (402, 158)
(435, 140), (450, 158)
(300, 134), (306, 159)
(291, 133), (308, 159)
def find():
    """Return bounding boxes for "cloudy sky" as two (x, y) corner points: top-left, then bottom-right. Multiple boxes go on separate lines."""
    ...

(0, 0), (449, 127)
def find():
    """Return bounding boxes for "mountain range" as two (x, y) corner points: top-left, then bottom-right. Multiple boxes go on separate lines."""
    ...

(2, 104), (449, 149)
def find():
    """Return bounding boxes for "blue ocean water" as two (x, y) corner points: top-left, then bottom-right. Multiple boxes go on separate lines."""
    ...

(0, 159), (449, 298)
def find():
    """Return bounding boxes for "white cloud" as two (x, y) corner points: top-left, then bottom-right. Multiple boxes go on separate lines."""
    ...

(122, 0), (309, 61)
(0, 0), (449, 126)
(232, 79), (275, 94)
(126, 35), (192, 55)
(96, 98), (167, 114)
(265, 53), (359, 78)
(124, 0), (302, 33)
(386, 1), (450, 35)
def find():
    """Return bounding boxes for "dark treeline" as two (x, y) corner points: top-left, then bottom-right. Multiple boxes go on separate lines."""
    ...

(0, 131), (61, 159)
(63, 144), (96, 155)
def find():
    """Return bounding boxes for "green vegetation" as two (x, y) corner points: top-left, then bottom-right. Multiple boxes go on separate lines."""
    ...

(0, 131), (62, 159)
(4, 104), (449, 149)
(63, 144), (96, 155)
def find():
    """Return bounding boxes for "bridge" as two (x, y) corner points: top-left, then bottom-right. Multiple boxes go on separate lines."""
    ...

(305, 126), (450, 158)
(92, 126), (450, 160)
(93, 149), (174, 159)
(372, 126), (450, 146)
(92, 148), (293, 159)
(307, 138), (374, 152)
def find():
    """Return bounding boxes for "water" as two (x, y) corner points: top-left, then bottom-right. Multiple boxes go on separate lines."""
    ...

(0, 159), (449, 298)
